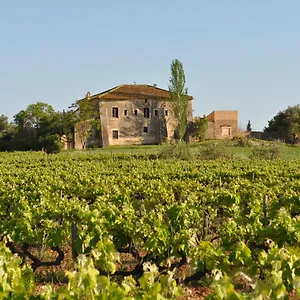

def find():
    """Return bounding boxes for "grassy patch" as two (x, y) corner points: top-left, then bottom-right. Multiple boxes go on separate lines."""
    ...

(68, 140), (300, 160)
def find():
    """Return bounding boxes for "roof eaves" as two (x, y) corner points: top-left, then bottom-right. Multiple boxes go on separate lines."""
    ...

(77, 85), (124, 101)
(78, 84), (193, 101)
(91, 85), (124, 99)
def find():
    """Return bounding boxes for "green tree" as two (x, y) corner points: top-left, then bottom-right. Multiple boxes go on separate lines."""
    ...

(14, 102), (55, 131)
(0, 115), (10, 135)
(12, 102), (78, 152)
(264, 105), (300, 144)
(246, 120), (252, 132)
(0, 115), (16, 148)
(13, 102), (58, 151)
(168, 59), (189, 141)
(38, 110), (76, 139)
(71, 95), (101, 149)
(0, 103), (78, 152)
(193, 116), (208, 141)
(37, 109), (78, 152)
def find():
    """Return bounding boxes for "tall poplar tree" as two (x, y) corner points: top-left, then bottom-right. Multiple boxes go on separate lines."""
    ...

(168, 59), (189, 141)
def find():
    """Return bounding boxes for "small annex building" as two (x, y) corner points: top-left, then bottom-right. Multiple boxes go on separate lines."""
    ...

(205, 110), (238, 139)
(74, 84), (194, 149)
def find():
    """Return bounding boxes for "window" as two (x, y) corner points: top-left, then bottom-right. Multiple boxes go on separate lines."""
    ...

(165, 110), (168, 116)
(144, 107), (150, 118)
(124, 109), (128, 116)
(143, 126), (148, 133)
(112, 107), (118, 118)
(134, 109), (138, 116)
(112, 130), (119, 139)
(154, 109), (158, 116)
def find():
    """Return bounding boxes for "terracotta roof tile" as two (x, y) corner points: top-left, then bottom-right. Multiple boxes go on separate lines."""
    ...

(87, 84), (193, 101)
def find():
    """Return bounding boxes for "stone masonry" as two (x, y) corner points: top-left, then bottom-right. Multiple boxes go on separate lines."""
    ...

(74, 84), (194, 149)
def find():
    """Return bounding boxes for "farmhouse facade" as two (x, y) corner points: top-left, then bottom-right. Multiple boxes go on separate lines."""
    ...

(205, 110), (238, 139)
(74, 84), (194, 148)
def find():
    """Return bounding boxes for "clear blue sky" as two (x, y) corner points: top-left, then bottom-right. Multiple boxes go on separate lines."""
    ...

(1, 1), (300, 130)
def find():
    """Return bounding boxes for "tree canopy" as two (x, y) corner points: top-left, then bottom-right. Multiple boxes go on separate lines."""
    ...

(264, 105), (300, 143)
(70, 97), (101, 149)
(2, 102), (78, 152)
(193, 116), (208, 141)
(0, 98), (101, 152)
(0, 115), (9, 134)
(14, 102), (55, 130)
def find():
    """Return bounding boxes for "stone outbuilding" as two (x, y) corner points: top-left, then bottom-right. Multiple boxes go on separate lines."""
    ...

(205, 110), (238, 139)
(74, 84), (194, 148)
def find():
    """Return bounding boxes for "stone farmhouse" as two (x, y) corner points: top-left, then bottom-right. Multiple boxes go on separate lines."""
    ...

(74, 84), (194, 149)
(205, 110), (239, 139)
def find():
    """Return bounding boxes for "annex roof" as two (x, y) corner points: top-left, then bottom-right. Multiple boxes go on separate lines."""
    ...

(205, 110), (238, 122)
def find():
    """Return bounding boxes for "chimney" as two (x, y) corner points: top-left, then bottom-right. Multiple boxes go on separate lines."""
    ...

(85, 91), (91, 99)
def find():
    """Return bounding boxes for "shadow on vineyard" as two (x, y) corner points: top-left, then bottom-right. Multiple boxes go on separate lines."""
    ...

(0, 151), (299, 299)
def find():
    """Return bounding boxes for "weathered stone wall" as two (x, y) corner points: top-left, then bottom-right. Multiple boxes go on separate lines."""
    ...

(99, 99), (182, 146)
(73, 97), (194, 148)
(206, 122), (215, 139)
(205, 111), (238, 139)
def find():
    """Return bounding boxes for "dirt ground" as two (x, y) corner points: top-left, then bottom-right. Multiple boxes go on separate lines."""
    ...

(180, 286), (211, 299)
(30, 245), (296, 299)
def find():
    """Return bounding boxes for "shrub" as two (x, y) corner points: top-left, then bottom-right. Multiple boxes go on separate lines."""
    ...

(40, 134), (62, 154)
(193, 116), (208, 141)
(158, 141), (194, 160)
(87, 140), (100, 149)
(232, 136), (251, 147)
(249, 145), (282, 160)
(198, 142), (233, 160)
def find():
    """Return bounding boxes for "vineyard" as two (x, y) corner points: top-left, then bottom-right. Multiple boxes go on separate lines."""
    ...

(0, 151), (299, 299)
